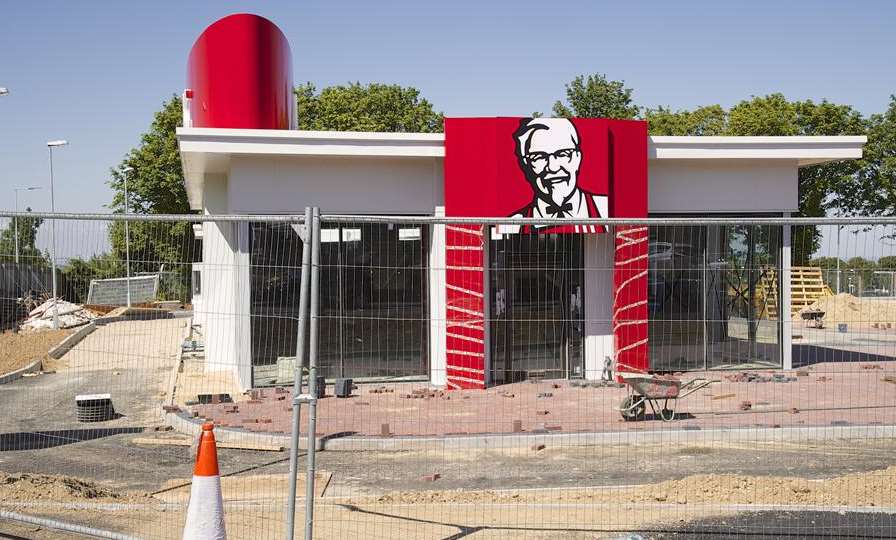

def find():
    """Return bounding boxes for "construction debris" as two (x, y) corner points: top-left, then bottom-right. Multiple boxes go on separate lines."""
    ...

(724, 372), (796, 383)
(21, 298), (99, 330)
(570, 380), (625, 388)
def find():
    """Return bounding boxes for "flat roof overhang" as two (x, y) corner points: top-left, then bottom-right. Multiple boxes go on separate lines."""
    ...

(177, 127), (866, 211)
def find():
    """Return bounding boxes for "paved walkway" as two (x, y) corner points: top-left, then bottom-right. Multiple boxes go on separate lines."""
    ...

(188, 360), (896, 438)
(0, 318), (186, 433)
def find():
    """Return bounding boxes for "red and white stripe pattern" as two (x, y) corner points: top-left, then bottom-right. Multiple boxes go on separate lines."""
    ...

(444, 224), (487, 389)
(613, 226), (650, 373)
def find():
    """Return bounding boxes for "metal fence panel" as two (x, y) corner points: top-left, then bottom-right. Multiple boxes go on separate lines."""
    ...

(1, 211), (896, 539)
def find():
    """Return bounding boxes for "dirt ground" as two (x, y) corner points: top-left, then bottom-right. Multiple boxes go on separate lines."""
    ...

(364, 465), (896, 508)
(0, 329), (70, 375)
(2, 436), (896, 539)
(4, 464), (896, 539)
(797, 293), (896, 328)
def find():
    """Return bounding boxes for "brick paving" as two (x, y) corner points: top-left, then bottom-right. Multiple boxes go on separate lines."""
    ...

(187, 361), (896, 438)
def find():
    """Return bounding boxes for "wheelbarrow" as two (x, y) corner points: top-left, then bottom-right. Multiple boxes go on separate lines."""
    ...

(617, 371), (714, 422)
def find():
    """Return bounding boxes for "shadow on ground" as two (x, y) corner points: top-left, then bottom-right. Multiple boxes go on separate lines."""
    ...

(793, 344), (896, 368)
(0, 427), (145, 451)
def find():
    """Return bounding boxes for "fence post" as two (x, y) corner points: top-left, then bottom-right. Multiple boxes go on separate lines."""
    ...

(284, 207), (313, 540)
(304, 207), (322, 540)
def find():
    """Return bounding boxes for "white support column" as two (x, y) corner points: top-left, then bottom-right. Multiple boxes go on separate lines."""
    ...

(198, 174), (253, 389)
(781, 214), (793, 371)
(583, 233), (615, 380)
(429, 206), (447, 386)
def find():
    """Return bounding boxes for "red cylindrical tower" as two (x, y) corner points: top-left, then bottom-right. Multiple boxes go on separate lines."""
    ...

(186, 14), (295, 130)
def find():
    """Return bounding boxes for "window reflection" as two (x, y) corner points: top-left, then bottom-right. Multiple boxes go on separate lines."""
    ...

(249, 222), (427, 385)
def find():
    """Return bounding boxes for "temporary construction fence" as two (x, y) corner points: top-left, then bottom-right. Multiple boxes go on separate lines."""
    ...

(1, 210), (896, 539)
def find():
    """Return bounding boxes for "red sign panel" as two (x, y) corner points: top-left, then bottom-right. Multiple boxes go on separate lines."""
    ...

(445, 117), (647, 229)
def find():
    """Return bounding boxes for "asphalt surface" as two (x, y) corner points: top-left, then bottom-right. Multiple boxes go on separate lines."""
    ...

(0, 318), (184, 435)
(647, 510), (896, 539)
(2, 434), (896, 496)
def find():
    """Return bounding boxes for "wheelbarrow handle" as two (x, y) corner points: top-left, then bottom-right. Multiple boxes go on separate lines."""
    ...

(677, 378), (716, 399)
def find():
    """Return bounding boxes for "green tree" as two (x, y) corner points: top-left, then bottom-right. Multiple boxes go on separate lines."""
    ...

(845, 256), (876, 292)
(808, 256), (845, 269)
(793, 99), (866, 219)
(792, 99), (866, 263)
(296, 82), (443, 132)
(725, 93), (797, 136)
(838, 95), (896, 218)
(878, 255), (896, 270)
(645, 105), (727, 135)
(552, 74), (639, 119)
(0, 209), (47, 266)
(107, 96), (197, 300)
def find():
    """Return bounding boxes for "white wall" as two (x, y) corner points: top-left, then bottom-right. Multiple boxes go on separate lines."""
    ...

(227, 155), (444, 214)
(648, 160), (798, 214)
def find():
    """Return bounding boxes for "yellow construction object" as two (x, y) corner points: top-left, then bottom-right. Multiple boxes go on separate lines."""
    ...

(758, 266), (831, 320)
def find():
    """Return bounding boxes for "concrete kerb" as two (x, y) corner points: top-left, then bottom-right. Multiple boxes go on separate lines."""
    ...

(163, 410), (896, 452)
(46, 322), (96, 359)
(165, 410), (300, 449)
(0, 358), (43, 385)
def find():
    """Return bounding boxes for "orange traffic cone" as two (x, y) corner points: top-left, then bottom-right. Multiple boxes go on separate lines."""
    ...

(182, 423), (227, 540)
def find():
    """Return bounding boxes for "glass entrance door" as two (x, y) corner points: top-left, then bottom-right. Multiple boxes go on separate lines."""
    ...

(249, 221), (428, 384)
(489, 233), (584, 383)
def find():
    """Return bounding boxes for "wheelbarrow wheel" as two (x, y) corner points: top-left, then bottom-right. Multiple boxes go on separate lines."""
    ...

(619, 395), (645, 421)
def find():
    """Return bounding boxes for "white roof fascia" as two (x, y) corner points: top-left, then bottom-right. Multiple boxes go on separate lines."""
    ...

(178, 128), (865, 164)
(177, 127), (444, 158)
(649, 135), (866, 166)
(177, 129), (867, 209)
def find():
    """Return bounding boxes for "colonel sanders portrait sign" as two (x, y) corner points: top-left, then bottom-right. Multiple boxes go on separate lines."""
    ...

(444, 116), (647, 229)
(509, 118), (608, 232)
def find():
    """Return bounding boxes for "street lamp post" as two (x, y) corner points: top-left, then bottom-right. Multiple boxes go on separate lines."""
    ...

(47, 140), (68, 329)
(121, 166), (133, 308)
(13, 187), (42, 264)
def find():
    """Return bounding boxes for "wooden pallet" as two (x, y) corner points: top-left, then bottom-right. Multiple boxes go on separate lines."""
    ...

(759, 266), (831, 320)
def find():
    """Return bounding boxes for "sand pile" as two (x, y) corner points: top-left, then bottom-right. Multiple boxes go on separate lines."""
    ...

(796, 293), (896, 325)
(0, 472), (149, 503)
(367, 465), (896, 507)
(0, 328), (70, 375)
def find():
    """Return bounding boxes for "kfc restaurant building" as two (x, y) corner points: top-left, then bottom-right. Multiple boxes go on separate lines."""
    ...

(179, 15), (866, 390)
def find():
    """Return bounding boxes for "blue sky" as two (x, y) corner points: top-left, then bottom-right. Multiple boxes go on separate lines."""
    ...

(1, 0), (895, 213)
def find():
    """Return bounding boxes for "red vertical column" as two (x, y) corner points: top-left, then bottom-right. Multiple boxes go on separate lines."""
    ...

(613, 227), (649, 372)
(444, 224), (486, 389)
(608, 120), (650, 373)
